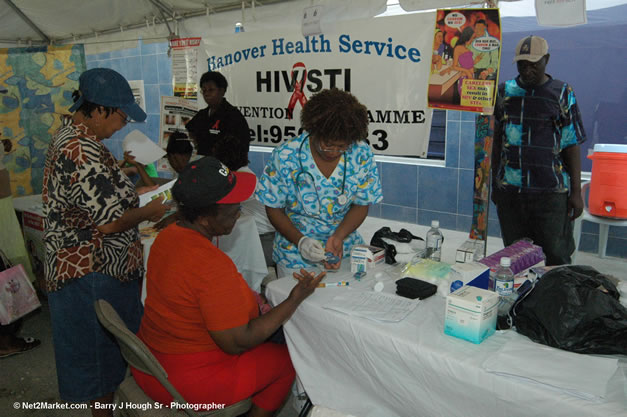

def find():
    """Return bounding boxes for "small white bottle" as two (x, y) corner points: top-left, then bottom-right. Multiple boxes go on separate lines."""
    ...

(425, 220), (443, 262)
(495, 257), (515, 315)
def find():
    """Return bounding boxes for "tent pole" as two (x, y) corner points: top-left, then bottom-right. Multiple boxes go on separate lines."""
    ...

(149, 0), (174, 37)
(3, 0), (51, 44)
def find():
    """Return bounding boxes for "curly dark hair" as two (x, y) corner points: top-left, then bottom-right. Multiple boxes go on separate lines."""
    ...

(300, 88), (368, 145)
(166, 131), (194, 155)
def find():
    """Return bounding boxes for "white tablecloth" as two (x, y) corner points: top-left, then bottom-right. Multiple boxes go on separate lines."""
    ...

(266, 265), (627, 417)
(141, 214), (268, 303)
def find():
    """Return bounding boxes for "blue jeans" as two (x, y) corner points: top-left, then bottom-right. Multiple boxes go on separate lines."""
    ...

(48, 273), (143, 402)
(493, 191), (575, 266)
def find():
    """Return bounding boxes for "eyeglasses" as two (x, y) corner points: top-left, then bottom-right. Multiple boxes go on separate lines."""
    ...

(115, 109), (132, 124)
(316, 140), (350, 155)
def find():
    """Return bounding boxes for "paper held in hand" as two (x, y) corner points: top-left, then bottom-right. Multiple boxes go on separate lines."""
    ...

(139, 179), (176, 207)
(123, 130), (166, 165)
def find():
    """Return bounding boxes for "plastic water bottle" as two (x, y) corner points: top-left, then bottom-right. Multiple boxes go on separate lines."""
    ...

(495, 257), (515, 315)
(425, 220), (443, 262)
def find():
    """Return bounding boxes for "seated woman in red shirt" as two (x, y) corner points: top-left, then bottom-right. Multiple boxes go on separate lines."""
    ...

(133, 156), (325, 417)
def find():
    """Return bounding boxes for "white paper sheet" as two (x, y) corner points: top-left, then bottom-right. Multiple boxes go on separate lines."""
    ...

(535, 0), (587, 27)
(138, 179), (176, 207)
(482, 334), (618, 401)
(122, 130), (166, 165)
(323, 290), (419, 322)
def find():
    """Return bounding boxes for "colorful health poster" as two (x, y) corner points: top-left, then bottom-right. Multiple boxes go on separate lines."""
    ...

(427, 9), (501, 114)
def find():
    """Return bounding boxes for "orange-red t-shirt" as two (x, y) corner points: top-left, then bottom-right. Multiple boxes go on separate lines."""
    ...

(138, 223), (259, 354)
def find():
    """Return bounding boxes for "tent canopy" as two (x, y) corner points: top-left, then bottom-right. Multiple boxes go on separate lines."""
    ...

(1, 0), (513, 47)
(0, 0), (299, 45)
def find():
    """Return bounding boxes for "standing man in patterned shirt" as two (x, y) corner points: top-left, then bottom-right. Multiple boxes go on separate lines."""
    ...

(43, 68), (168, 416)
(491, 36), (586, 265)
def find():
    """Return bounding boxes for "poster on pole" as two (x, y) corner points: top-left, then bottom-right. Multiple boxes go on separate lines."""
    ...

(427, 9), (501, 114)
(196, 13), (435, 157)
(157, 96), (198, 172)
(470, 114), (494, 243)
(170, 37), (202, 99)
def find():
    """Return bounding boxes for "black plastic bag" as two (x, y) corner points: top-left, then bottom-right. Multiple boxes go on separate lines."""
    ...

(512, 265), (627, 354)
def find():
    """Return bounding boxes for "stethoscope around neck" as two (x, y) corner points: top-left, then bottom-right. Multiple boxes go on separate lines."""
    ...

(296, 136), (349, 216)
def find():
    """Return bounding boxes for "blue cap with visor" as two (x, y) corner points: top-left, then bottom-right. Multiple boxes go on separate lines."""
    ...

(69, 68), (146, 122)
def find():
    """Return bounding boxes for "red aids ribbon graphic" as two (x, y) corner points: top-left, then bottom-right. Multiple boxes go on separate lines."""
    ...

(287, 62), (308, 120)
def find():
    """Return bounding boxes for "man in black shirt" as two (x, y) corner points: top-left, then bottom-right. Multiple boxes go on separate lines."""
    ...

(185, 71), (250, 169)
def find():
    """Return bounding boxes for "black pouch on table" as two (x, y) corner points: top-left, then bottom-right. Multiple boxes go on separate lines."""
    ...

(395, 277), (437, 300)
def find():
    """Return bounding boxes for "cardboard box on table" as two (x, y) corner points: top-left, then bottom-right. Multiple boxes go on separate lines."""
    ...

(350, 245), (385, 274)
(449, 262), (490, 292)
(444, 285), (498, 344)
(479, 240), (545, 289)
(455, 239), (485, 264)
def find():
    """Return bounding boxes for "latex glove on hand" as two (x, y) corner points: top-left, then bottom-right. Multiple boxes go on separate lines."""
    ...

(298, 236), (326, 262)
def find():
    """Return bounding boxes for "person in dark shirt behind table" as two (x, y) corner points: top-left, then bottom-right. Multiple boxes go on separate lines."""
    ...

(185, 71), (250, 168)
(491, 36), (586, 265)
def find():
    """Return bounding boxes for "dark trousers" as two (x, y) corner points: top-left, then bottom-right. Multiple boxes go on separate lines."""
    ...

(493, 191), (574, 266)
(0, 320), (21, 335)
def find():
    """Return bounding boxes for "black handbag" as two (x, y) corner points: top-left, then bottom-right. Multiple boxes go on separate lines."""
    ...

(370, 227), (424, 264)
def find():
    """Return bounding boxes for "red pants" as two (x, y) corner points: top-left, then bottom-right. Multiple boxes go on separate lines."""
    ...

(132, 343), (295, 411)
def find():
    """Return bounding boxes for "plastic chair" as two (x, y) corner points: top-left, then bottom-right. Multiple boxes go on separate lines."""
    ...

(572, 182), (627, 263)
(94, 299), (252, 417)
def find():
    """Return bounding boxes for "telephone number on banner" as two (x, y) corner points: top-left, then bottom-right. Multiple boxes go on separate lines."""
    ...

(250, 124), (389, 151)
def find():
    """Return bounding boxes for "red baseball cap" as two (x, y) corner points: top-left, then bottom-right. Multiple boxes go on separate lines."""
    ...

(172, 156), (256, 208)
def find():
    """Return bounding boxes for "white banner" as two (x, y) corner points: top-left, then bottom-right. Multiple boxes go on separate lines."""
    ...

(196, 13), (435, 157)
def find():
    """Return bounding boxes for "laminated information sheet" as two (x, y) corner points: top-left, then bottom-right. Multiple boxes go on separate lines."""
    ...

(323, 291), (419, 323)
(138, 179), (176, 207)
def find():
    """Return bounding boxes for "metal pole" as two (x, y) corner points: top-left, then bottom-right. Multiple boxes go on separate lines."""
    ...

(3, 0), (51, 44)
